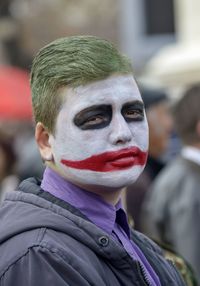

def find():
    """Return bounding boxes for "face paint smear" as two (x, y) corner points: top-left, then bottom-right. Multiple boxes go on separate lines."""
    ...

(61, 146), (147, 172)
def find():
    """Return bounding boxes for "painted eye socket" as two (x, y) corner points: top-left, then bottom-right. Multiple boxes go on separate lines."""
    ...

(124, 108), (144, 120)
(122, 102), (144, 122)
(73, 105), (112, 130)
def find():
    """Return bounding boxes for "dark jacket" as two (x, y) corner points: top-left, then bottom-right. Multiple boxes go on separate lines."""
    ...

(0, 178), (185, 286)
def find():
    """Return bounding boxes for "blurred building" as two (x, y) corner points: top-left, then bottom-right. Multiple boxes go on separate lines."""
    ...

(1, 0), (199, 96)
(119, 0), (176, 72)
(0, 0), (119, 69)
(119, 0), (200, 100)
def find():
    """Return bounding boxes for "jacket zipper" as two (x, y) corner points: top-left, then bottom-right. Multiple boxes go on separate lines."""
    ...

(135, 261), (151, 286)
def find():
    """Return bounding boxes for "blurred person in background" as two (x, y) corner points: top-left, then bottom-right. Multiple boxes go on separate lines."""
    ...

(126, 88), (173, 230)
(0, 65), (44, 182)
(0, 35), (185, 286)
(141, 85), (200, 283)
(0, 133), (18, 202)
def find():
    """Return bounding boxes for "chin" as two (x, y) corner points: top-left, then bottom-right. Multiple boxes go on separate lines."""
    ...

(62, 165), (144, 191)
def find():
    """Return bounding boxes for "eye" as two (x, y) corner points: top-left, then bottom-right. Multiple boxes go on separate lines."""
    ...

(125, 109), (143, 118)
(84, 115), (107, 126)
(122, 101), (144, 122)
(122, 106), (144, 122)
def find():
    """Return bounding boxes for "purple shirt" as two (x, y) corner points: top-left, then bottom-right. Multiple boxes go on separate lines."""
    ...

(41, 167), (160, 286)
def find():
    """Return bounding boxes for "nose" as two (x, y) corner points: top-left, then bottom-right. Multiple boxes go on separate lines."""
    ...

(109, 115), (132, 145)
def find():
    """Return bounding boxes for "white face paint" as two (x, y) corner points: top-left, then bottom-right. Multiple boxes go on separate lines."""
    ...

(49, 74), (149, 191)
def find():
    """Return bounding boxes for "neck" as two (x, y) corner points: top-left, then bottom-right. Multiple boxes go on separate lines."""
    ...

(46, 165), (123, 206)
(75, 182), (123, 205)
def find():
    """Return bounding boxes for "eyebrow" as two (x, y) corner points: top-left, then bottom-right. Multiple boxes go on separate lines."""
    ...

(75, 104), (110, 115)
(74, 104), (110, 118)
(122, 100), (144, 110)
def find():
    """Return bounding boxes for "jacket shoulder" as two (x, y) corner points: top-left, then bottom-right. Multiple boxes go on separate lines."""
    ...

(0, 242), (91, 286)
(0, 227), (47, 277)
(0, 226), (110, 286)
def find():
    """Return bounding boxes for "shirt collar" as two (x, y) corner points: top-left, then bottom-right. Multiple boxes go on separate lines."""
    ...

(41, 167), (130, 236)
(181, 146), (200, 166)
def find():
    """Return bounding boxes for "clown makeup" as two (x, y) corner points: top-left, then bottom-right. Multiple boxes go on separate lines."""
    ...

(49, 74), (149, 193)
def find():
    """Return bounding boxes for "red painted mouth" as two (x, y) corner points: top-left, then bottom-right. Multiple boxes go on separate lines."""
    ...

(61, 147), (148, 172)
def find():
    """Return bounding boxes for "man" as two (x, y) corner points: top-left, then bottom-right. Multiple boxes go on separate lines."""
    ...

(126, 88), (173, 230)
(0, 36), (185, 285)
(0, 133), (18, 203)
(142, 85), (200, 283)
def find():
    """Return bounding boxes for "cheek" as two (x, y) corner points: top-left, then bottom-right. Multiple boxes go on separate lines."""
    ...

(129, 122), (149, 149)
(53, 126), (108, 161)
(73, 130), (108, 156)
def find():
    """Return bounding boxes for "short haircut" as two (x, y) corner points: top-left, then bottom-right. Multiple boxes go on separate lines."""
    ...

(30, 35), (133, 133)
(173, 85), (200, 144)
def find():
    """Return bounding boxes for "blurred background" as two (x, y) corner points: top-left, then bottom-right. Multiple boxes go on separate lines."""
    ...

(1, 0), (199, 96)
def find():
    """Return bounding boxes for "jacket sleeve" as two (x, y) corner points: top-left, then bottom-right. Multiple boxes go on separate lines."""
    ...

(168, 189), (200, 283)
(142, 172), (200, 283)
(0, 245), (90, 286)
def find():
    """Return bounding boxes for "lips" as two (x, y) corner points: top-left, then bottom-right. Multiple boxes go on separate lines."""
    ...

(61, 147), (148, 172)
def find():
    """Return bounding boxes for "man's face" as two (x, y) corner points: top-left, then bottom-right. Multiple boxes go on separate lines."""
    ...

(49, 74), (149, 191)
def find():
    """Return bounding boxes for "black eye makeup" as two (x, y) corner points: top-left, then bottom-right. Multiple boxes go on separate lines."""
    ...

(73, 105), (112, 130)
(74, 101), (144, 130)
(121, 101), (144, 122)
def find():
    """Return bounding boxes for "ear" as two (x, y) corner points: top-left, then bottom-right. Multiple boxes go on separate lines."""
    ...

(35, 122), (53, 162)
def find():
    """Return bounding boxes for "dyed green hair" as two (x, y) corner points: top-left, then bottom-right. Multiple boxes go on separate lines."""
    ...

(31, 35), (133, 132)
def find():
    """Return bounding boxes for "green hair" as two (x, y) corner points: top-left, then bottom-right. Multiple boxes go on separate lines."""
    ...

(31, 35), (133, 132)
